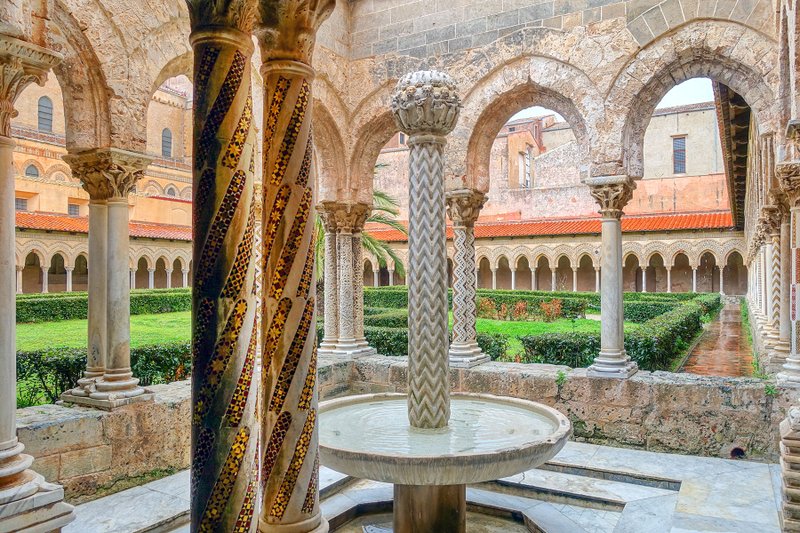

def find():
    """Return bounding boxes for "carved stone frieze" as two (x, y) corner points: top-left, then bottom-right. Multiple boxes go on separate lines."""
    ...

(391, 70), (461, 138)
(0, 35), (61, 137)
(446, 189), (487, 228)
(63, 148), (153, 200)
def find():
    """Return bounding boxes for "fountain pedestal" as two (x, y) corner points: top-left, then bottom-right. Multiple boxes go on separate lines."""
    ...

(394, 484), (465, 533)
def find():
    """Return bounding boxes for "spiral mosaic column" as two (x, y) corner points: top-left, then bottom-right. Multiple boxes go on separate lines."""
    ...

(392, 71), (461, 430)
(446, 189), (488, 368)
(187, 26), (260, 531)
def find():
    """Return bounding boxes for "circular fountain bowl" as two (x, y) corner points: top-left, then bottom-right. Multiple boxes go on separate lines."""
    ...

(319, 393), (571, 486)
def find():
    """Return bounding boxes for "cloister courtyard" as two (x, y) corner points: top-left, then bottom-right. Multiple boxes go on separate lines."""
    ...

(3, 0), (800, 532)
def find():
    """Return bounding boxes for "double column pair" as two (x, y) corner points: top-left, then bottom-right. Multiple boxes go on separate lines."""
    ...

(317, 202), (376, 358)
(60, 148), (154, 409)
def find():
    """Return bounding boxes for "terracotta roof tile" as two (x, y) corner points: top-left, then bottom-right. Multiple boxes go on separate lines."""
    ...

(16, 211), (193, 241)
(364, 211), (734, 242)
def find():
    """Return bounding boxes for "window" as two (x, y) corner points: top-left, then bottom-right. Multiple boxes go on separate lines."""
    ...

(15, 198), (27, 211)
(508, 126), (516, 132)
(523, 147), (532, 188)
(161, 128), (173, 158)
(68, 203), (80, 216)
(24, 165), (39, 178)
(37, 96), (53, 132)
(398, 133), (405, 145)
(165, 186), (177, 197)
(673, 136), (687, 174)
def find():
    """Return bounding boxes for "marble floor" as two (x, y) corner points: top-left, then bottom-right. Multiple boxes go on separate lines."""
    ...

(66, 441), (782, 533)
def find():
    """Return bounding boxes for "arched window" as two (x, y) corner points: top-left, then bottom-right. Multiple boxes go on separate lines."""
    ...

(161, 128), (173, 158)
(37, 96), (53, 132)
(165, 186), (177, 197)
(25, 165), (39, 178)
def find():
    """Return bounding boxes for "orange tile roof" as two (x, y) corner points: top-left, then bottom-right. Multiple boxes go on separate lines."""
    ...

(364, 211), (734, 242)
(16, 211), (193, 241)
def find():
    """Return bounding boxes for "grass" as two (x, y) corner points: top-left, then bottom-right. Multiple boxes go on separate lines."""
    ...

(17, 311), (191, 351)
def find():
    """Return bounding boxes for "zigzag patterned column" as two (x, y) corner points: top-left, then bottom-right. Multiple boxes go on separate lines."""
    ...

(392, 71), (460, 430)
(446, 189), (489, 368)
(186, 24), (260, 531)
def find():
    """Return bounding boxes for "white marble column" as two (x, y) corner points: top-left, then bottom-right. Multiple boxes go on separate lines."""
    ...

(15, 266), (21, 294)
(0, 32), (74, 532)
(778, 217), (792, 359)
(531, 268), (537, 290)
(388, 269), (394, 286)
(165, 268), (172, 289)
(491, 268), (497, 289)
(510, 268), (516, 290)
(572, 267), (578, 292)
(181, 268), (189, 287)
(586, 176), (638, 378)
(551, 269), (556, 291)
(595, 267), (600, 293)
(317, 205), (339, 354)
(666, 267), (671, 293)
(130, 268), (136, 289)
(40, 266), (48, 293)
(446, 188), (488, 367)
(65, 266), (73, 292)
(61, 148), (153, 409)
(147, 267), (155, 289)
(372, 269), (378, 287)
(777, 141), (800, 385)
(692, 267), (697, 293)
(719, 267), (725, 296)
(641, 268), (647, 293)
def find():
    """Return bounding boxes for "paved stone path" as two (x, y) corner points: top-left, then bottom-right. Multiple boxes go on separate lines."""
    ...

(681, 302), (753, 377)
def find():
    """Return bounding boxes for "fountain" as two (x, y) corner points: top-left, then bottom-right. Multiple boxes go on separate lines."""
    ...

(319, 71), (571, 532)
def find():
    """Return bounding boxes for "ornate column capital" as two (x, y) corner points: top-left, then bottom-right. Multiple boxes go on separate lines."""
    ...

(254, 0), (335, 65)
(63, 148), (153, 200)
(186, 0), (257, 34)
(585, 175), (636, 218)
(391, 70), (461, 139)
(318, 201), (371, 233)
(761, 205), (783, 237)
(778, 120), (800, 203)
(0, 34), (61, 136)
(446, 189), (486, 228)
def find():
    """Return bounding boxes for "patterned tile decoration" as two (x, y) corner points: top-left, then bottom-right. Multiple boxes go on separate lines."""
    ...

(222, 90), (253, 170)
(268, 187), (312, 299)
(191, 426), (215, 500)
(263, 76), (289, 157)
(193, 46), (221, 119)
(192, 298), (216, 374)
(297, 343), (317, 411)
(222, 193), (256, 298)
(301, 453), (319, 515)
(194, 168), (216, 228)
(295, 136), (313, 187)
(262, 411), (292, 486)
(262, 184), (292, 265)
(797, 249), (800, 283)
(297, 238), (315, 301)
(198, 426), (250, 532)
(233, 441), (259, 533)
(196, 50), (247, 170)
(269, 409), (317, 520)
(262, 297), (292, 379)
(195, 169), (247, 291)
(269, 298), (315, 414)
(224, 317), (257, 427)
(194, 299), (248, 425)
(268, 80), (310, 186)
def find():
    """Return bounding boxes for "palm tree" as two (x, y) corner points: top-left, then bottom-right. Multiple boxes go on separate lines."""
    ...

(315, 189), (407, 279)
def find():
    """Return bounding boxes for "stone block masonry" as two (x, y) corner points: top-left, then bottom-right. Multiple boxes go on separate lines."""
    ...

(12, 356), (788, 504)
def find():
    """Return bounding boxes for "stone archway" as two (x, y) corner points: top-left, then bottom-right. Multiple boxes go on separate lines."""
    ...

(646, 253), (668, 293)
(496, 256), (512, 289)
(171, 258), (183, 288)
(48, 253), (68, 293)
(623, 254), (641, 292)
(515, 256), (532, 291)
(477, 257), (492, 289)
(135, 257), (150, 289)
(671, 253), (693, 293)
(363, 259), (375, 287)
(724, 251), (748, 296)
(576, 254), (595, 292)
(555, 256), (572, 291)
(536, 256), (552, 291)
(73, 254), (89, 292)
(697, 252), (719, 293)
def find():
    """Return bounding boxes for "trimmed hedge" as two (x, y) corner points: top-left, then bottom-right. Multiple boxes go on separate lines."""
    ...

(16, 288), (192, 323)
(363, 308), (408, 328)
(16, 342), (191, 407)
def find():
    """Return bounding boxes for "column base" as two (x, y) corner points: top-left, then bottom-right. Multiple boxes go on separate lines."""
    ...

(448, 343), (490, 368)
(778, 368), (800, 388)
(327, 339), (377, 359)
(0, 473), (75, 533)
(60, 388), (153, 411)
(587, 351), (638, 378)
(258, 513), (329, 533)
(770, 342), (792, 366)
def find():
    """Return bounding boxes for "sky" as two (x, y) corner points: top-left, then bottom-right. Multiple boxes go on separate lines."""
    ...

(509, 77), (715, 122)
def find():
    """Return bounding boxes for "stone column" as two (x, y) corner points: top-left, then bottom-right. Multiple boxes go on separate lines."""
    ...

(586, 176), (638, 378)
(40, 265), (48, 293)
(255, 2), (333, 530)
(15, 265), (21, 293)
(777, 131), (800, 385)
(182, 268), (189, 287)
(551, 269), (556, 291)
(165, 268), (172, 289)
(666, 267), (671, 293)
(372, 269), (379, 287)
(692, 267), (697, 293)
(763, 206), (783, 342)
(61, 148), (153, 409)
(316, 204), (339, 354)
(446, 189), (488, 368)
(388, 269), (394, 286)
(641, 267), (647, 293)
(184, 15), (260, 531)
(595, 267), (600, 293)
(352, 209), (377, 356)
(0, 32), (75, 532)
(130, 268), (136, 289)
(778, 216), (792, 360)
(392, 70), (460, 430)
(572, 267), (578, 292)
(147, 267), (155, 289)
(65, 266), (73, 292)
(531, 268), (537, 290)
(491, 267), (497, 289)
(510, 268), (516, 290)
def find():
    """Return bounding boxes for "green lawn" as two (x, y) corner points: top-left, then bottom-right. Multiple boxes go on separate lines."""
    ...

(17, 311), (191, 351)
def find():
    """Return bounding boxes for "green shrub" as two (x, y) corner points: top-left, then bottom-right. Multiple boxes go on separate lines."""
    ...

(365, 327), (408, 357)
(363, 288), (409, 309)
(623, 301), (680, 323)
(476, 332), (510, 360)
(16, 288), (191, 323)
(16, 341), (192, 407)
(363, 309), (408, 328)
(519, 332), (599, 368)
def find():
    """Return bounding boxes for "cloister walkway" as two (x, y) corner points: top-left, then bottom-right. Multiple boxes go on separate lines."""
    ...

(680, 302), (753, 378)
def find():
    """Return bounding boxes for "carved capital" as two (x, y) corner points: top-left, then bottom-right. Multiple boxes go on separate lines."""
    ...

(0, 35), (61, 137)
(585, 176), (636, 218)
(63, 148), (153, 200)
(318, 201), (371, 233)
(391, 70), (461, 138)
(254, 0), (335, 65)
(446, 189), (486, 227)
(760, 205), (782, 237)
(186, 0), (257, 33)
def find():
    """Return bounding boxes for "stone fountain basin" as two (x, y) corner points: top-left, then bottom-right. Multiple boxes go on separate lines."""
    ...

(319, 393), (571, 486)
